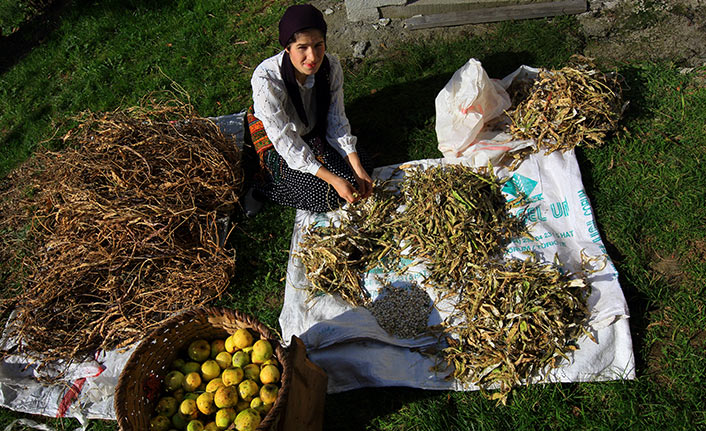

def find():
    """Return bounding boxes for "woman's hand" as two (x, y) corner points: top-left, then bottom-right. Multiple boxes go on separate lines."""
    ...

(353, 170), (373, 199)
(330, 176), (360, 203)
(316, 166), (360, 204)
(345, 152), (373, 199)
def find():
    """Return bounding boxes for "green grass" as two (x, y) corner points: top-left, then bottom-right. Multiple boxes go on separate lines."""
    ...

(1, 0), (705, 430)
(0, 0), (287, 177)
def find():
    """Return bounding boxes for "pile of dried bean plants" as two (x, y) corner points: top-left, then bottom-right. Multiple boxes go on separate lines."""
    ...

(294, 184), (400, 306)
(295, 164), (592, 402)
(0, 96), (242, 365)
(506, 56), (624, 168)
(295, 165), (526, 305)
(440, 257), (591, 403)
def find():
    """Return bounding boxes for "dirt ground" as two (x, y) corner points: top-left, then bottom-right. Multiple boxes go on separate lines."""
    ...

(311, 0), (706, 69)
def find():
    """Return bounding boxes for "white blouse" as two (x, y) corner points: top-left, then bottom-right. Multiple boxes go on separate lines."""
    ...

(251, 51), (358, 176)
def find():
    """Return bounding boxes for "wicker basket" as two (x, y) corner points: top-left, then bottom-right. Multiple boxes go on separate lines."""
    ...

(114, 307), (290, 431)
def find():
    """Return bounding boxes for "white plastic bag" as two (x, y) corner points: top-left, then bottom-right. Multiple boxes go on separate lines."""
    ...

(435, 58), (511, 158)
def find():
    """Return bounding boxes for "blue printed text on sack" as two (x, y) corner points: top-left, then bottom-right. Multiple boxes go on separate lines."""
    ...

(577, 189), (593, 217)
(517, 198), (570, 221)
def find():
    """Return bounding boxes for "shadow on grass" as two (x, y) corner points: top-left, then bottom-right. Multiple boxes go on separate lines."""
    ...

(0, 103), (53, 177)
(346, 73), (447, 167)
(480, 51), (538, 79)
(614, 63), (653, 125)
(0, 0), (69, 74)
(325, 386), (442, 431)
(0, 0), (173, 74)
(346, 51), (537, 168)
(572, 63), (658, 376)
(0, 103), (51, 144)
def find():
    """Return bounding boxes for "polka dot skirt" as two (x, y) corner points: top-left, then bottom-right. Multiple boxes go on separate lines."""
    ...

(254, 134), (373, 213)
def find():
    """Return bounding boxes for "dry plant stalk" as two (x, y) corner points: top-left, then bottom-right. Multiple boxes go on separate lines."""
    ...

(295, 164), (592, 402)
(440, 256), (591, 404)
(294, 185), (400, 306)
(295, 165), (526, 306)
(0, 95), (242, 364)
(507, 56), (624, 167)
(395, 164), (527, 292)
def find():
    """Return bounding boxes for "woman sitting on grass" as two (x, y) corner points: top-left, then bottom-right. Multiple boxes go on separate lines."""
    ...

(244, 3), (373, 214)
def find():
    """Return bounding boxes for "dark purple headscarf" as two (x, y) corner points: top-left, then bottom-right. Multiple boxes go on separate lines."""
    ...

(278, 4), (327, 47)
(277, 4), (330, 132)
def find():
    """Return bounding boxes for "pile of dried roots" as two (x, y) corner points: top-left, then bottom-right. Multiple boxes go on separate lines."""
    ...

(506, 56), (625, 167)
(0, 96), (242, 363)
(294, 164), (592, 402)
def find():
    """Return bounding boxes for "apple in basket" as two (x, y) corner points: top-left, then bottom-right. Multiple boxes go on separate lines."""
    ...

(188, 339), (211, 362)
(149, 327), (283, 431)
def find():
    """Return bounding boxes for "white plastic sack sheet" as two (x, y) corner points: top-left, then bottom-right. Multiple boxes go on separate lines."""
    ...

(435, 58), (513, 158)
(0, 322), (135, 424)
(436, 61), (552, 167)
(279, 151), (635, 393)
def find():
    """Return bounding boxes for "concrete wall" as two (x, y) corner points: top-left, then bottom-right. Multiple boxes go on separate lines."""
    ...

(344, 0), (408, 22)
(345, 0), (559, 22)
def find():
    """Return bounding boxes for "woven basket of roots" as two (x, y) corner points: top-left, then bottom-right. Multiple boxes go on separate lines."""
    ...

(114, 307), (290, 431)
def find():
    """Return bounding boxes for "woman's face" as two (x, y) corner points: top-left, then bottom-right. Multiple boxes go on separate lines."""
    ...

(286, 29), (325, 83)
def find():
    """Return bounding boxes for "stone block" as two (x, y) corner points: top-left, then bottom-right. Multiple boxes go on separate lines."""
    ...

(345, 0), (408, 21)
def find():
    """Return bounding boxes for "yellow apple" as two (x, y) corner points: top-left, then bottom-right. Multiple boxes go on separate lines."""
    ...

(213, 385), (239, 409)
(221, 367), (244, 387)
(205, 377), (225, 393)
(234, 408), (261, 431)
(231, 329), (254, 350)
(196, 391), (218, 415)
(215, 351), (232, 369)
(201, 359), (221, 381)
(237, 380), (259, 402)
(259, 364), (280, 385)
(259, 384), (278, 404)
(150, 415), (171, 431)
(251, 340), (273, 364)
(210, 339), (226, 359)
(214, 407), (236, 429)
